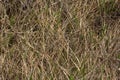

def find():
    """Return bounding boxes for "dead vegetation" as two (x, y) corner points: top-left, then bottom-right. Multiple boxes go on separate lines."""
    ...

(0, 0), (120, 80)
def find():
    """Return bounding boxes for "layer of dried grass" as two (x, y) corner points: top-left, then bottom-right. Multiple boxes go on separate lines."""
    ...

(0, 0), (120, 80)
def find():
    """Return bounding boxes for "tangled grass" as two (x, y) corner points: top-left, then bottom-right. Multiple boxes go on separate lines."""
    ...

(0, 0), (120, 80)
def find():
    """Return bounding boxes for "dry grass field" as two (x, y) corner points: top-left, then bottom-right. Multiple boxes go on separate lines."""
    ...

(0, 0), (120, 80)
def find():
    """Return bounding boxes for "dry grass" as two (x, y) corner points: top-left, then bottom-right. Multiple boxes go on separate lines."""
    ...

(0, 0), (120, 80)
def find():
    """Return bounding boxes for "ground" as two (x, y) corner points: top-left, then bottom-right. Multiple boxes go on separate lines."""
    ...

(0, 0), (120, 80)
